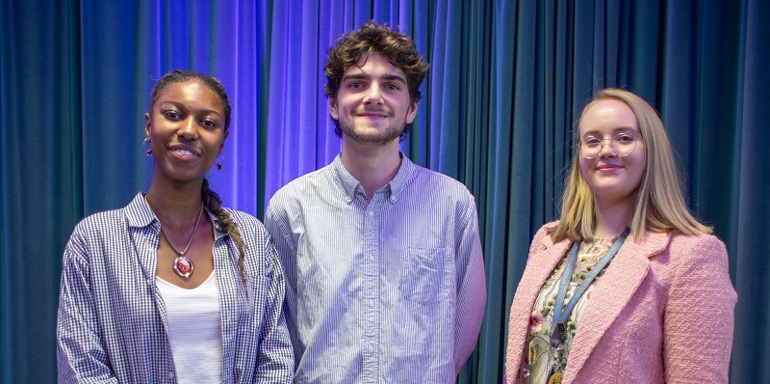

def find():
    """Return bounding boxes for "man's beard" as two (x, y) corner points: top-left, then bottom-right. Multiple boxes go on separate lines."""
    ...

(339, 116), (405, 146)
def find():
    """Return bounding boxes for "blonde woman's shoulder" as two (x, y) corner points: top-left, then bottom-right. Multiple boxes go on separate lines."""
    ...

(669, 230), (727, 258)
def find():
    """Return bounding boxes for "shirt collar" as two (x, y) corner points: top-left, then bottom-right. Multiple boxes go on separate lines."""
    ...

(330, 152), (417, 204)
(126, 193), (158, 228)
(126, 192), (226, 239)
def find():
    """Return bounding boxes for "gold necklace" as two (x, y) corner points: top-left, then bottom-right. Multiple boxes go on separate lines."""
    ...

(159, 204), (204, 278)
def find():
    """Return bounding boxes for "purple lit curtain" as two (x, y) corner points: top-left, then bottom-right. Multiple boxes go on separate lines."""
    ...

(1, 1), (768, 382)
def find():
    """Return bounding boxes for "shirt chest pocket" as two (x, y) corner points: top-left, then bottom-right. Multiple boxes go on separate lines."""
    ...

(398, 247), (452, 304)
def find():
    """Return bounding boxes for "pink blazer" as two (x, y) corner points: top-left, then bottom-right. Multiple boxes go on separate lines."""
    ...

(505, 223), (736, 384)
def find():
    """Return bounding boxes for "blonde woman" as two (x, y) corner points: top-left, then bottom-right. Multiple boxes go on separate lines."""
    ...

(505, 89), (736, 383)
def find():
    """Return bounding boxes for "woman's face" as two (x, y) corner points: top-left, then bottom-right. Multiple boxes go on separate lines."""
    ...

(578, 99), (646, 208)
(144, 79), (227, 185)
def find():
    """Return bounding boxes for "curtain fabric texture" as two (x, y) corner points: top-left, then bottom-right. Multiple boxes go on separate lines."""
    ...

(1, 1), (766, 382)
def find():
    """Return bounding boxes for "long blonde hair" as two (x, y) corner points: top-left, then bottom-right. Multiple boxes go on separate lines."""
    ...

(550, 88), (711, 242)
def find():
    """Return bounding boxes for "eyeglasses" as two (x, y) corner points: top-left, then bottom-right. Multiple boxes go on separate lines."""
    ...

(579, 133), (642, 159)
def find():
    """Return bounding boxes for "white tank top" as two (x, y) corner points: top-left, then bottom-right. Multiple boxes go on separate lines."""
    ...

(157, 271), (223, 384)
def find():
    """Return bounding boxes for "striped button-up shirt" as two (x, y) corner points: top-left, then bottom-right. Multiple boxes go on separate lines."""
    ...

(57, 193), (294, 383)
(265, 154), (487, 383)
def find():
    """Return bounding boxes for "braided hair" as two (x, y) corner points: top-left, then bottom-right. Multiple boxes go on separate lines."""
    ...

(149, 70), (247, 287)
(201, 178), (247, 286)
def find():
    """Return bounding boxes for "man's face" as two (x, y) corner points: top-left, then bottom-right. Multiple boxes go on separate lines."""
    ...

(329, 51), (418, 146)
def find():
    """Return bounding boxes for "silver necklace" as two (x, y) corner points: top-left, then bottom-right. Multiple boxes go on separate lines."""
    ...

(160, 204), (204, 278)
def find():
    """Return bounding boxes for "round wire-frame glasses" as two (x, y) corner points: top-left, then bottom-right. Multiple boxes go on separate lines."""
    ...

(579, 133), (643, 159)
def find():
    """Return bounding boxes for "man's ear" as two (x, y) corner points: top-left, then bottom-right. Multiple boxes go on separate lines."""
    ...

(406, 101), (419, 124)
(329, 98), (340, 120)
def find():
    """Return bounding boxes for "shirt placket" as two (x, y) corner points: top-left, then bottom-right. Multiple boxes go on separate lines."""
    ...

(361, 195), (382, 383)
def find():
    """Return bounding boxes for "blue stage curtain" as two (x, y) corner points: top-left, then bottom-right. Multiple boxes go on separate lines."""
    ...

(1, 1), (767, 382)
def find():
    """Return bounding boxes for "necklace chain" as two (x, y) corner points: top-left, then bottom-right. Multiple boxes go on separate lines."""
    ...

(159, 203), (204, 256)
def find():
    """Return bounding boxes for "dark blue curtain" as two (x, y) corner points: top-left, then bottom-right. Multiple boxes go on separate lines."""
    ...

(1, 1), (767, 382)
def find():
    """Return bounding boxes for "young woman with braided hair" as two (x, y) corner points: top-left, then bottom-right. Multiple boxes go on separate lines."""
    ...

(56, 70), (293, 383)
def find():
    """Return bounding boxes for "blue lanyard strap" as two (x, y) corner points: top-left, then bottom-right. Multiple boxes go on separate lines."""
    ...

(549, 228), (630, 348)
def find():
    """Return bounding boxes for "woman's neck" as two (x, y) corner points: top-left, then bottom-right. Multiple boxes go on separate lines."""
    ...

(593, 198), (633, 238)
(145, 179), (204, 229)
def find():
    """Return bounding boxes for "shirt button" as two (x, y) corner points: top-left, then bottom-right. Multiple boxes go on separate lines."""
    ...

(368, 211), (374, 216)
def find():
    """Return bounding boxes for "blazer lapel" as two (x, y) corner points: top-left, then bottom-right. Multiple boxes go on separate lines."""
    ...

(506, 235), (572, 373)
(563, 231), (671, 382)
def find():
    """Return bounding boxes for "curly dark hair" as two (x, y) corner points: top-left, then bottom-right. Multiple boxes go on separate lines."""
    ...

(324, 21), (430, 138)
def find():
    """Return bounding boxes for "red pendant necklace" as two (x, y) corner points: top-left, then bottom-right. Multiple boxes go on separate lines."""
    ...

(160, 204), (204, 278)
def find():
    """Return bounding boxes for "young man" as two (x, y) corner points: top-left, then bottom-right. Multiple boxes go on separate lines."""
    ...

(265, 21), (486, 383)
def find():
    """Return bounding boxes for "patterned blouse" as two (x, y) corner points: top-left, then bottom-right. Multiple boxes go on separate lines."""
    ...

(519, 238), (616, 384)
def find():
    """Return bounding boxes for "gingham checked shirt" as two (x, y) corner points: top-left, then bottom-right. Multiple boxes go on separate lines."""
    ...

(265, 154), (487, 383)
(57, 193), (294, 383)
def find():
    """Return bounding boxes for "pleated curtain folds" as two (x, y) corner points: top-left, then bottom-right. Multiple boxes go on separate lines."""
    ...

(0, 0), (767, 382)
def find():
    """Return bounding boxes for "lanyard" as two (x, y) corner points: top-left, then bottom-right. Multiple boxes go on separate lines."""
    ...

(549, 228), (630, 349)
